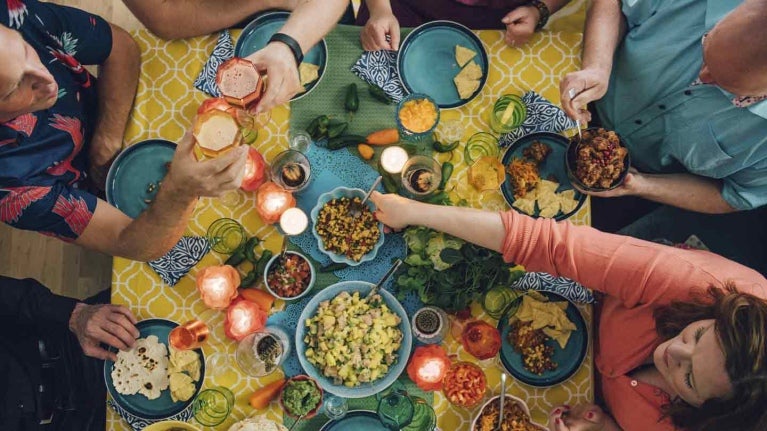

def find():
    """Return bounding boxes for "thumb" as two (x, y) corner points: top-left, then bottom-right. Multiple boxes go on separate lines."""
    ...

(177, 130), (195, 155)
(502, 8), (525, 24)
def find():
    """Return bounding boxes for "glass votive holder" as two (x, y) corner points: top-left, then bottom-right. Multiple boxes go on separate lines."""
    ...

(206, 218), (247, 254)
(401, 155), (442, 198)
(235, 325), (291, 377)
(411, 306), (449, 345)
(193, 386), (234, 427)
(270, 149), (311, 192)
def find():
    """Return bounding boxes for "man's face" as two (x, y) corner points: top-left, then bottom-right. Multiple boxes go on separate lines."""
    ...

(0, 25), (58, 123)
(699, 3), (767, 97)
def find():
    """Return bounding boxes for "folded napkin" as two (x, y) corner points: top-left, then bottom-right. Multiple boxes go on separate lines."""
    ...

(350, 50), (407, 103)
(148, 236), (211, 286)
(108, 399), (195, 431)
(498, 91), (578, 148)
(511, 272), (594, 304)
(194, 30), (235, 97)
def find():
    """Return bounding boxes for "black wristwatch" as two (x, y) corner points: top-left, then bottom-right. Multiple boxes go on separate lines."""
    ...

(527, 0), (551, 31)
(268, 32), (304, 66)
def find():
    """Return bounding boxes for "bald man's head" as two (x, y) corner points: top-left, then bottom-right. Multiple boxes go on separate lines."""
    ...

(700, 0), (767, 97)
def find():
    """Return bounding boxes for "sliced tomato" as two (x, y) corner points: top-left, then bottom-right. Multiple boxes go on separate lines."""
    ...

(241, 147), (267, 191)
(197, 97), (233, 115)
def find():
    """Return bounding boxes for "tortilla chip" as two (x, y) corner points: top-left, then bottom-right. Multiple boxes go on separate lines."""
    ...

(453, 76), (480, 99)
(512, 292), (577, 348)
(458, 61), (483, 81)
(298, 62), (319, 87)
(455, 45), (477, 67)
(538, 179), (559, 195)
(512, 197), (536, 215)
(538, 202), (560, 218)
(558, 189), (579, 213)
(169, 372), (196, 402)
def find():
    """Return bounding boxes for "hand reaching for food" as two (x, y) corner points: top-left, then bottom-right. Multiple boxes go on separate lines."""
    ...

(245, 42), (303, 113)
(502, 5), (539, 47)
(549, 404), (618, 431)
(370, 191), (416, 231)
(559, 68), (611, 123)
(69, 302), (139, 361)
(361, 10), (401, 51)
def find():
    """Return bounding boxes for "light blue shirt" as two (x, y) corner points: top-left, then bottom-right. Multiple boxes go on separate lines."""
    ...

(595, 0), (767, 210)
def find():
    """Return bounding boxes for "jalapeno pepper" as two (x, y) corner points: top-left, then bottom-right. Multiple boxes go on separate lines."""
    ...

(439, 162), (454, 190)
(345, 83), (359, 113)
(243, 236), (261, 264)
(368, 84), (393, 104)
(239, 269), (258, 288)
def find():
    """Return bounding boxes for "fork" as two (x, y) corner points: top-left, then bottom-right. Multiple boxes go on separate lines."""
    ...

(349, 176), (382, 218)
(366, 259), (403, 300)
(567, 88), (584, 143)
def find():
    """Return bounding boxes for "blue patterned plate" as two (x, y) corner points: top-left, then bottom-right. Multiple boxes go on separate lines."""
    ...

(498, 291), (587, 387)
(320, 410), (388, 431)
(106, 139), (175, 219)
(235, 11), (328, 100)
(501, 132), (586, 221)
(296, 281), (413, 398)
(104, 319), (206, 421)
(397, 21), (488, 108)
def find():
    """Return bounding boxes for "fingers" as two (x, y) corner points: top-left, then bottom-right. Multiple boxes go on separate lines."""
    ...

(370, 190), (383, 204)
(201, 145), (248, 175)
(502, 7), (526, 24)
(84, 343), (117, 361)
(107, 307), (140, 339)
(109, 304), (139, 326)
(94, 325), (132, 351)
(389, 22), (401, 50)
(549, 406), (570, 431)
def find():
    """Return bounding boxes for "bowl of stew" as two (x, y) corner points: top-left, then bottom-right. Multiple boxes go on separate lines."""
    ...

(263, 251), (315, 301)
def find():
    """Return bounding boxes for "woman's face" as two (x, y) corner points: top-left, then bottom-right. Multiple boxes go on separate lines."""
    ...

(653, 319), (733, 407)
(0, 25), (58, 123)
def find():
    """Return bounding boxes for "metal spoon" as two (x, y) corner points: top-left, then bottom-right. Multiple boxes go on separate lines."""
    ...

(366, 259), (402, 300)
(567, 88), (584, 143)
(350, 176), (382, 218)
(496, 373), (507, 431)
(287, 413), (306, 431)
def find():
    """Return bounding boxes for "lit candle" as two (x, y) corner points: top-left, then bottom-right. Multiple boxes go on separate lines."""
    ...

(225, 298), (267, 341)
(279, 207), (308, 236)
(196, 265), (240, 309)
(256, 181), (296, 224)
(380, 146), (408, 174)
(240, 147), (267, 191)
(406, 345), (451, 391)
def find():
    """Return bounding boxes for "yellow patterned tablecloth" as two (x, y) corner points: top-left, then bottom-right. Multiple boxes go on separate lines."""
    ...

(111, 18), (592, 431)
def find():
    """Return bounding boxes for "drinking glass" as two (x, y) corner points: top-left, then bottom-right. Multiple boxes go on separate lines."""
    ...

(270, 150), (311, 192)
(206, 218), (246, 254)
(411, 306), (449, 345)
(401, 156), (442, 198)
(489, 94), (526, 134)
(193, 386), (234, 426)
(377, 389), (414, 430)
(235, 325), (290, 377)
(322, 394), (349, 420)
(403, 397), (437, 431)
(168, 320), (209, 350)
(289, 130), (312, 153)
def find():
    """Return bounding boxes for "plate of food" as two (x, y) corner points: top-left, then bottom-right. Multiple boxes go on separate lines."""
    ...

(565, 127), (631, 192)
(234, 11), (327, 99)
(106, 139), (175, 219)
(398, 21), (488, 108)
(497, 291), (587, 387)
(104, 319), (205, 420)
(296, 280), (412, 398)
(319, 410), (388, 431)
(501, 132), (586, 221)
(472, 395), (546, 431)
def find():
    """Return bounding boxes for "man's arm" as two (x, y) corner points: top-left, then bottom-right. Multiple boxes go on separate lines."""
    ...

(75, 133), (249, 262)
(588, 171), (738, 214)
(88, 24), (141, 189)
(122, 0), (298, 40)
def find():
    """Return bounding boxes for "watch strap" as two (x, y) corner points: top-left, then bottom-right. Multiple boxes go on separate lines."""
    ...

(268, 32), (304, 66)
(528, 0), (551, 32)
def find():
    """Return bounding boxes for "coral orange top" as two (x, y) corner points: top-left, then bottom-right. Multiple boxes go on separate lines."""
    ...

(499, 211), (767, 431)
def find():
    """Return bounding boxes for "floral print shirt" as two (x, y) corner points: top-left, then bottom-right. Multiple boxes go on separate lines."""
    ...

(0, 0), (112, 241)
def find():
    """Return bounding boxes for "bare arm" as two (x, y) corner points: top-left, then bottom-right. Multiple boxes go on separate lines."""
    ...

(88, 24), (140, 189)
(122, 0), (298, 40)
(74, 134), (249, 261)
(275, 0), (348, 55)
(560, 0), (626, 121)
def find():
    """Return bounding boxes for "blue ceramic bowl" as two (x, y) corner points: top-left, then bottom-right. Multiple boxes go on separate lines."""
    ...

(295, 281), (413, 399)
(263, 251), (316, 301)
(310, 187), (385, 266)
(395, 93), (440, 140)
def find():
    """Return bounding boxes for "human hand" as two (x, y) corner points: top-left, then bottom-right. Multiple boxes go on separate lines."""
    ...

(548, 404), (612, 431)
(560, 68), (611, 123)
(502, 5), (539, 47)
(360, 11), (401, 51)
(245, 42), (302, 113)
(88, 137), (123, 191)
(370, 191), (419, 231)
(573, 168), (642, 198)
(165, 131), (249, 198)
(68, 302), (140, 361)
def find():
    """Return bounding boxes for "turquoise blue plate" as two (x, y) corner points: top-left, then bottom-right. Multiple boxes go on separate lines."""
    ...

(296, 281), (413, 398)
(234, 11), (328, 99)
(106, 139), (175, 219)
(320, 411), (388, 431)
(501, 132), (586, 221)
(497, 291), (587, 387)
(397, 21), (488, 108)
(103, 319), (206, 421)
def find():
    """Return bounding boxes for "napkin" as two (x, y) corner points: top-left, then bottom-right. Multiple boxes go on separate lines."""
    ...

(148, 236), (211, 286)
(194, 30), (235, 97)
(108, 399), (195, 431)
(350, 50), (407, 103)
(511, 272), (595, 304)
(498, 91), (578, 148)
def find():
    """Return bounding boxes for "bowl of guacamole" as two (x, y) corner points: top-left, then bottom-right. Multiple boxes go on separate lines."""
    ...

(279, 375), (323, 419)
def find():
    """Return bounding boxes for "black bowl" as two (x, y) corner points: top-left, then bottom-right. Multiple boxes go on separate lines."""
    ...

(565, 127), (631, 192)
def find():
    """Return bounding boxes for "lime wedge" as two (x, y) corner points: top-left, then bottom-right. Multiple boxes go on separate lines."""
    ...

(500, 101), (518, 124)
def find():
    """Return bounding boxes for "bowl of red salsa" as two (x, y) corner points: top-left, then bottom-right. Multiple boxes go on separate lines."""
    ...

(263, 251), (315, 300)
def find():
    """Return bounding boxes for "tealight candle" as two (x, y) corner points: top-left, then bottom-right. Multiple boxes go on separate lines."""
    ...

(256, 181), (296, 224)
(225, 298), (267, 341)
(240, 147), (267, 191)
(380, 146), (409, 174)
(196, 265), (240, 309)
(406, 345), (451, 391)
(279, 207), (308, 236)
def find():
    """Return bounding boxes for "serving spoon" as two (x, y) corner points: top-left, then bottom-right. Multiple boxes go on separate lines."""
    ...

(349, 176), (382, 218)
(495, 372), (507, 431)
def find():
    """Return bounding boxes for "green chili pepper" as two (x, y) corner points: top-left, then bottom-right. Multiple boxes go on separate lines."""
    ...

(224, 250), (246, 267)
(433, 140), (459, 153)
(239, 269), (258, 288)
(345, 83), (359, 113)
(243, 236), (261, 264)
(306, 115), (330, 140)
(439, 162), (454, 190)
(320, 262), (349, 273)
(255, 250), (274, 277)
(327, 119), (349, 138)
(368, 85), (393, 104)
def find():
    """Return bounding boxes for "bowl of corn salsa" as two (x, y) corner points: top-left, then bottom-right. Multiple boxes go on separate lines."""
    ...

(310, 187), (384, 266)
(396, 93), (440, 139)
(263, 251), (315, 301)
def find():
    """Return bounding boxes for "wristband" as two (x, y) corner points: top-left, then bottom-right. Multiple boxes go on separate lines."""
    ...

(527, 0), (551, 32)
(268, 32), (304, 66)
